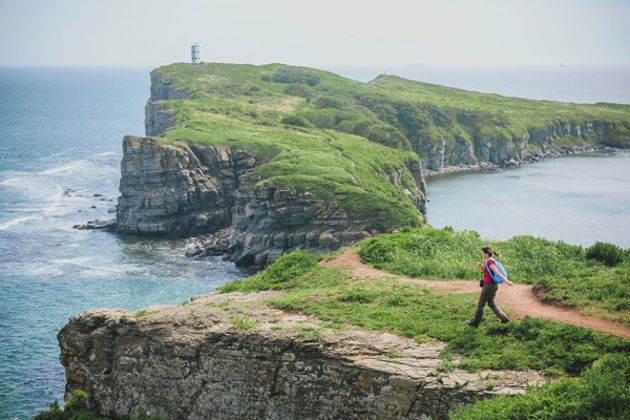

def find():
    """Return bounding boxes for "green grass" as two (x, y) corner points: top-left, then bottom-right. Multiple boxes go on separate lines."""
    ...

(358, 227), (630, 326)
(144, 62), (630, 235)
(218, 249), (629, 377)
(450, 353), (630, 420)
(133, 309), (160, 318)
(160, 116), (423, 231)
(229, 317), (257, 330)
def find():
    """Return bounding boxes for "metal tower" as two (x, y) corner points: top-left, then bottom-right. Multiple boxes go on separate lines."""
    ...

(191, 43), (200, 64)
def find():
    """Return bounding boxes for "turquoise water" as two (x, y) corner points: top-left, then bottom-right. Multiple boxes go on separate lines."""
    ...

(1, 66), (629, 419)
(0, 68), (243, 419)
(426, 150), (630, 248)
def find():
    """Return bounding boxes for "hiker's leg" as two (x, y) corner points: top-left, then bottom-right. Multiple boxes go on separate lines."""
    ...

(470, 284), (492, 326)
(487, 284), (509, 322)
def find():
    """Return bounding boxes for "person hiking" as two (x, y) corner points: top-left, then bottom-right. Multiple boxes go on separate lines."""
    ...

(467, 246), (514, 327)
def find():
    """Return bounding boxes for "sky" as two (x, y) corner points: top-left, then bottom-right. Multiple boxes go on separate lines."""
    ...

(1, 0), (629, 67)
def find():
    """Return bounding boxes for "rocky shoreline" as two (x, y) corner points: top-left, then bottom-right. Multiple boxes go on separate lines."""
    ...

(424, 144), (616, 178)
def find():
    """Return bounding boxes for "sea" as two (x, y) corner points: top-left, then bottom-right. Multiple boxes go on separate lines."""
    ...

(1, 65), (629, 419)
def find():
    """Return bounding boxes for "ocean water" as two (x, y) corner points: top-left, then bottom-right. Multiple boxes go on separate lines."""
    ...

(0, 68), (243, 419)
(0, 66), (629, 419)
(425, 150), (630, 248)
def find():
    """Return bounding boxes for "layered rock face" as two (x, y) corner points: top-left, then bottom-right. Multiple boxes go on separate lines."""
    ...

(115, 135), (425, 267)
(59, 292), (544, 420)
(115, 72), (427, 268)
(144, 73), (188, 136)
(116, 137), (255, 237)
(419, 121), (620, 173)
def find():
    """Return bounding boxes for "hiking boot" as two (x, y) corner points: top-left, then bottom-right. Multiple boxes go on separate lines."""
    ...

(466, 320), (478, 328)
(501, 319), (510, 324)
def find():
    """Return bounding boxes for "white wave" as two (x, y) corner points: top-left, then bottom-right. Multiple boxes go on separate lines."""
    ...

(0, 151), (120, 232)
(40, 160), (88, 175)
(48, 256), (130, 277)
(0, 215), (42, 231)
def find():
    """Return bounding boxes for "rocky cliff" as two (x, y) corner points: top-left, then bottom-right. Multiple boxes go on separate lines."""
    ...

(58, 291), (544, 420)
(111, 63), (630, 267)
(116, 134), (425, 268)
(420, 121), (620, 174)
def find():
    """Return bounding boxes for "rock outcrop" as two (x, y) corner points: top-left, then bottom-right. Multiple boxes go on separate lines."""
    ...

(58, 291), (545, 420)
(420, 121), (620, 173)
(144, 73), (188, 136)
(115, 135), (425, 268)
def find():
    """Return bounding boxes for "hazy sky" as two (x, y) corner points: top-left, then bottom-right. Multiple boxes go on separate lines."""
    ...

(1, 0), (629, 67)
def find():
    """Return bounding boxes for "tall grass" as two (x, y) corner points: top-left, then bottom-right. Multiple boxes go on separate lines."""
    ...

(359, 227), (630, 325)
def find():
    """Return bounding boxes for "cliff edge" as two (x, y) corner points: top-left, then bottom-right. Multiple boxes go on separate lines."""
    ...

(59, 291), (544, 420)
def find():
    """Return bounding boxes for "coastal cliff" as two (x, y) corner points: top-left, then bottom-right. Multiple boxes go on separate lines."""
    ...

(58, 292), (544, 420)
(112, 63), (630, 268)
(421, 121), (619, 175)
(115, 135), (424, 267)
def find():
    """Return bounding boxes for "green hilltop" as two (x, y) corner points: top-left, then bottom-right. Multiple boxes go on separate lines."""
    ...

(147, 62), (630, 228)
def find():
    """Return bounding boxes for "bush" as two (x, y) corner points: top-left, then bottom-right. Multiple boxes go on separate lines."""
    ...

(314, 96), (348, 110)
(450, 353), (630, 420)
(280, 114), (314, 128)
(272, 68), (320, 86)
(283, 84), (314, 99)
(586, 242), (627, 267)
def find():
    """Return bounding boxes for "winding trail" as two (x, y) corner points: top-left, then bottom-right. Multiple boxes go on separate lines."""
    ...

(321, 248), (630, 339)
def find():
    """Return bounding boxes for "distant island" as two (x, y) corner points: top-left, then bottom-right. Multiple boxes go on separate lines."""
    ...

(106, 63), (630, 269)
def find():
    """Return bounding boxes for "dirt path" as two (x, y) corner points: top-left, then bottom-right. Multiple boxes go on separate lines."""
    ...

(321, 248), (630, 339)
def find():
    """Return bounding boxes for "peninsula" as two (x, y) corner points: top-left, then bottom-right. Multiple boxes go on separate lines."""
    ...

(112, 63), (630, 269)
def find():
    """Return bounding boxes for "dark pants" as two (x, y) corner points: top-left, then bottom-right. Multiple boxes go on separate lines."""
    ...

(470, 282), (509, 326)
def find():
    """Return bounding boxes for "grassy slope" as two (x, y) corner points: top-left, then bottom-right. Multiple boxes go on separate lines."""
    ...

(219, 249), (629, 377)
(153, 64), (424, 230)
(359, 227), (630, 326)
(146, 62), (630, 229)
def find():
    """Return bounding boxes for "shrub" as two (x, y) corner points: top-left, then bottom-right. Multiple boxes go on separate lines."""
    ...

(280, 114), (314, 128)
(272, 68), (320, 86)
(314, 96), (347, 110)
(298, 109), (341, 129)
(586, 241), (626, 267)
(283, 84), (314, 99)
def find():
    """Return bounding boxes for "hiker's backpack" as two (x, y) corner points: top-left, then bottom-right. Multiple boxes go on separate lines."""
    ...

(486, 258), (507, 284)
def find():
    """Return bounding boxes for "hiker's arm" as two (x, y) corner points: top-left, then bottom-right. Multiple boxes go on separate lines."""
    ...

(490, 264), (514, 286)
(476, 262), (484, 270)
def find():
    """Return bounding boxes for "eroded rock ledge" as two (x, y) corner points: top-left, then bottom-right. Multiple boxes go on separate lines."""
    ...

(59, 291), (544, 420)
